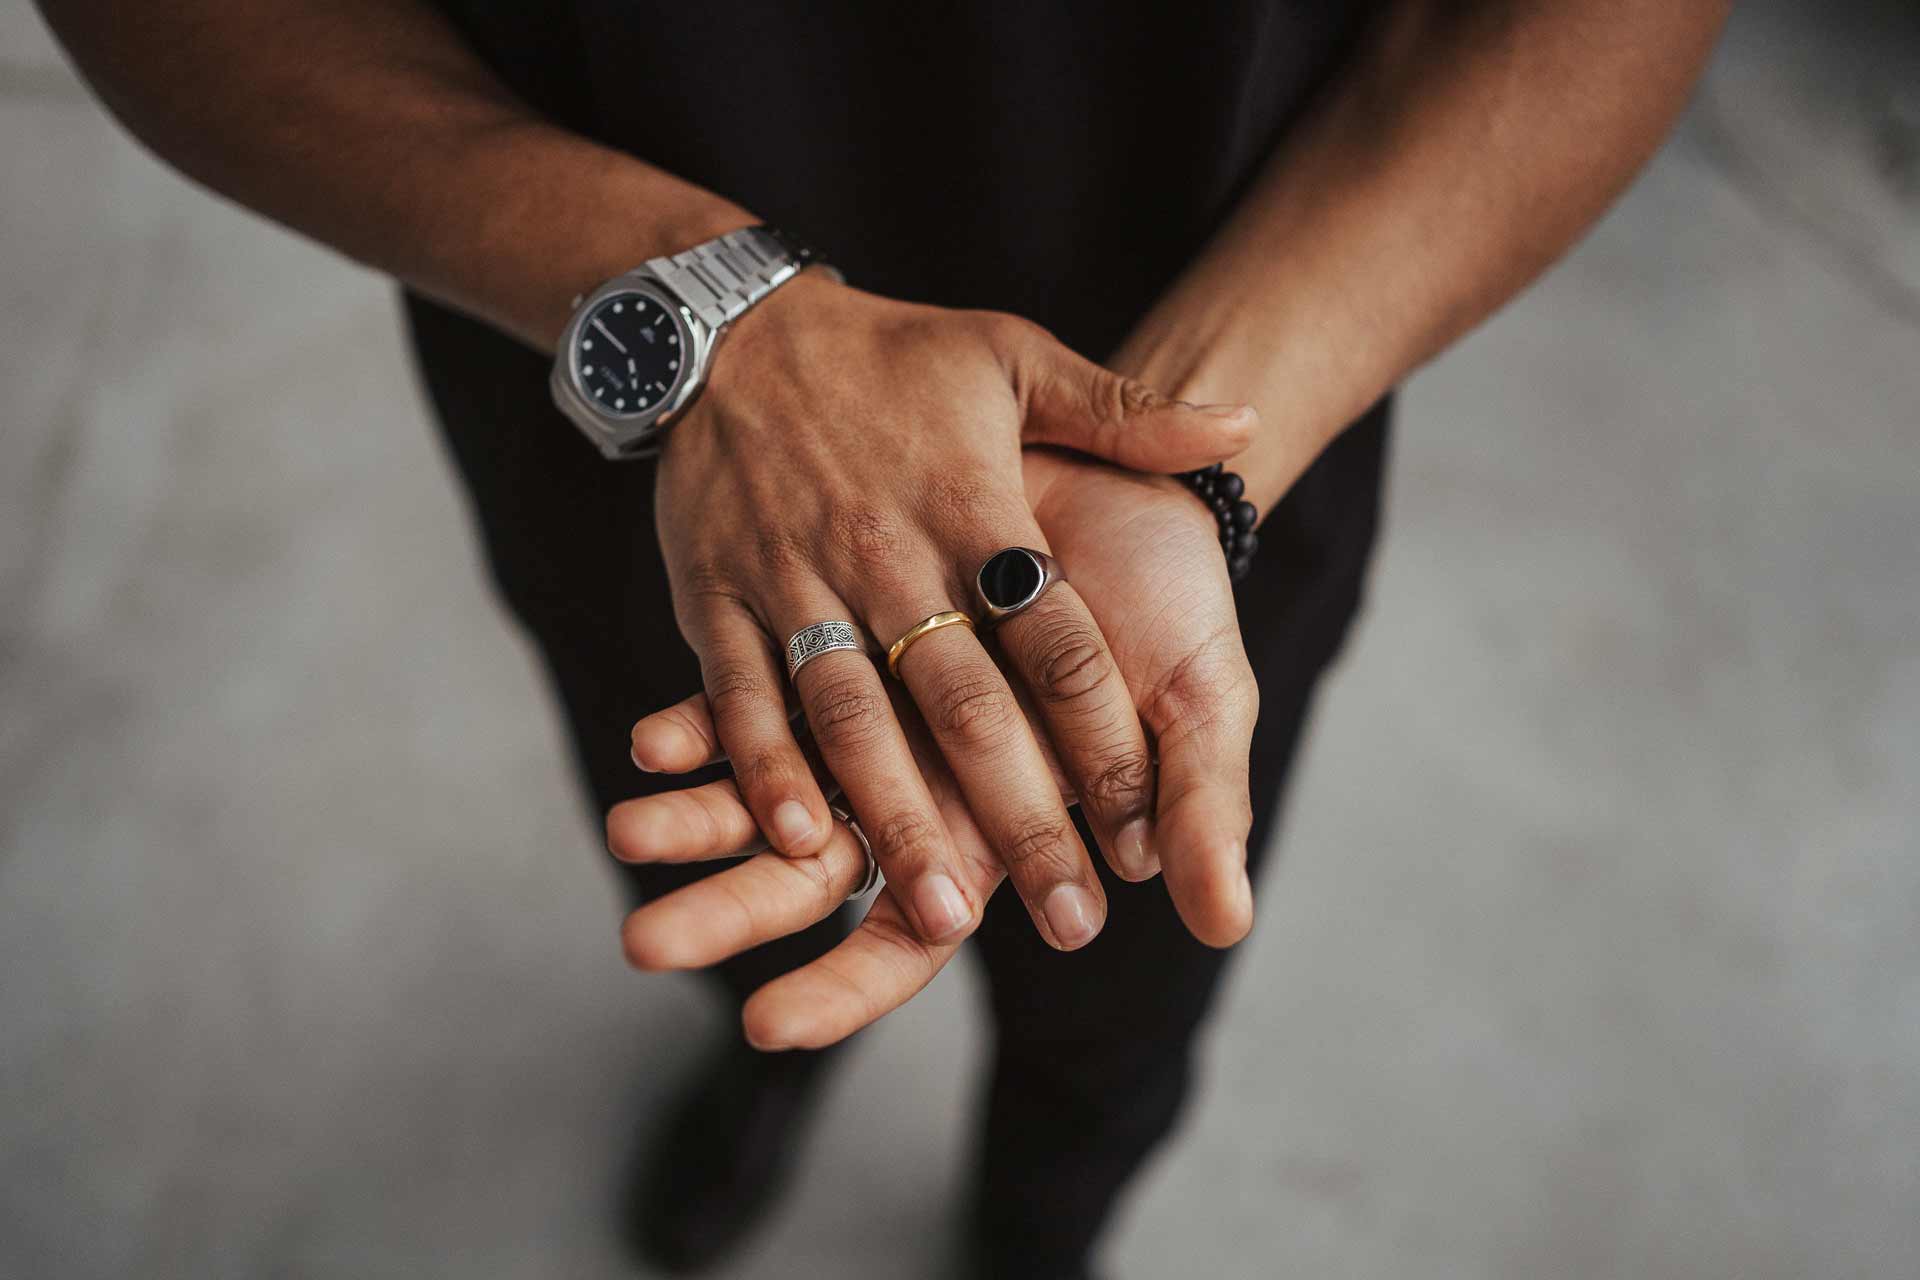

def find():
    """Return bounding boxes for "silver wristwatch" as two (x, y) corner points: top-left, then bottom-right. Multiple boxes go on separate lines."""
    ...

(549, 225), (837, 460)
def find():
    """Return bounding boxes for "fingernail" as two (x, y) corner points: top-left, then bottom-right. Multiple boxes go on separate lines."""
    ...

(1043, 884), (1102, 949)
(1234, 860), (1254, 913)
(913, 873), (971, 940)
(1196, 402), (1252, 421)
(629, 744), (656, 772)
(771, 801), (817, 852)
(1113, 819), (1158, 880)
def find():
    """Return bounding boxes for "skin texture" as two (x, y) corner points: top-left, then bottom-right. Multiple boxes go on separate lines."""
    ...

(650, 274), (1256, 949)
(612, 446), (1260, 1049)
(40, 0), (1734, 1033)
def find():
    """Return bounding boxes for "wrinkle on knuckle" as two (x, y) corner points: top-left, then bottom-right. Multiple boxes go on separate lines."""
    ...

(752, 528), (812, 575)
(826, 505), (908, 562)
(1002, 818), (1074, 872)
(705, 659), (774, 717)
(1144, 632), (1257, 739)
(867, 809), (943, 865)
(929, 673), (1018, 744)
(781, 849), (841, 915)
(1031, 621), (1112, 704)
(730, 747), (790, 796)
(1081, 748), (1153, 814)
(679, 557), (747, 607)
(923, 469), (999, 530)
(805, 674), (887, 752)
(1085, 368), (1158, 428)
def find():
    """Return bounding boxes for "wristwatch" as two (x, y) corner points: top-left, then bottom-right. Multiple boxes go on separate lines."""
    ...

(549, 225), (836, 460)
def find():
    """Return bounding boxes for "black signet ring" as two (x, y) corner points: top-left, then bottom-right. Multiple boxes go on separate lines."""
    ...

(974, 547), (1064, 626)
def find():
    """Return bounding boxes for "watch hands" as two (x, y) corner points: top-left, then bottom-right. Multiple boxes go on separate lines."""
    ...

(591, 318), (628, 354)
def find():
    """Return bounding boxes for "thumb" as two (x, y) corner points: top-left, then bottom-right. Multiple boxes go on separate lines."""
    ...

(1017, 344), (1257, 472)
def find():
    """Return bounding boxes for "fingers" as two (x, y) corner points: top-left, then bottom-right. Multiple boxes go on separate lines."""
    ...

(1140, 631), (1261, 948)
(880, 597), (1107, 951)
(777, 596), (982, 946)
(683, 599), (831, 857)
(988, 580), (1160, 882)
(620, 816), (873, 973)
(741, 889), (958, 1050)
(607, 776), (762, 865)
(1003, 325), (1257, 472)
(629, 689), (726, 773)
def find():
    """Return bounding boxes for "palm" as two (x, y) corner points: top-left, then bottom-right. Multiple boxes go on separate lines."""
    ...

(1023, 449), (1245, 733)
(612, 448), (1260, 1048)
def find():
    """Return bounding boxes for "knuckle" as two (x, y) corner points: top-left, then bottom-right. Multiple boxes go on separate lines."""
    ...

(928, 672), (1019, 744)
(866, 809), (944, 865)
(976, 309), (1050, 350)
(923, 468), (1002, 530)
(1148, 636), (1259, 740)
(752, 527), (812, 575)
(1088, 369), (1160, 425)
(730, 747), (793, 797)
(705, 658), (776, 718)
(782, 849), (842, 915)
(678, 557), (745, 607)
(1080, 748), (1154, 814)
(826, 506), (909, 561)
(1003, 817), (1075, 872)
(804, 673), (888, 752)
(1030, 620), (1113, 704)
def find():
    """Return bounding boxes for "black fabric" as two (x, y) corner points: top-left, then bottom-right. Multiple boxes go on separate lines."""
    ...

(407, 0), (1392, 1270)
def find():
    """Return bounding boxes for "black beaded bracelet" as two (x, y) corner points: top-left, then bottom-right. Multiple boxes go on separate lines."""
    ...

(1178, 463), (1260, 583)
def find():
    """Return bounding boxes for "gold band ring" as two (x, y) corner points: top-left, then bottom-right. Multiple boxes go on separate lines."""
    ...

(885, 610), (974, 679)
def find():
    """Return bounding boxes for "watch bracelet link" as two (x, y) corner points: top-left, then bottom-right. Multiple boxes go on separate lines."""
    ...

(646, 224), (837, 332)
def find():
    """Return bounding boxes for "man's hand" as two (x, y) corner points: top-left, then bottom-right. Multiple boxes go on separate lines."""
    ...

(650, 275), (1252, 952)
(612, 450), (1260, 1049)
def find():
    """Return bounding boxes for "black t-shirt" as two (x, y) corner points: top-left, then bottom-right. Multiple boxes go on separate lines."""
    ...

(432, 0), (1376, 355)
(408, 1), (1391, 698)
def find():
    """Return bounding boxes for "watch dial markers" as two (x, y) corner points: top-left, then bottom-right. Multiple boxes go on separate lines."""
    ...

(575, 292), (682, 417)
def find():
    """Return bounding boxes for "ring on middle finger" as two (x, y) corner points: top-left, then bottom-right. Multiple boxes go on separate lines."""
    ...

(974, 547), (1065, 626)
(886, 610), (975, 680)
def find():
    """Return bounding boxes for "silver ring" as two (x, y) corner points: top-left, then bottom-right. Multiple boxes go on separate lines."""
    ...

(785, 620), (864, 681)
(829, 802), (882, 900)
(974, 547), (1065, 626)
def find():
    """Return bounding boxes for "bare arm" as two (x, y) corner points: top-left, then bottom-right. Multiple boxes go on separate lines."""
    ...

(39, 0), (747, 350)
(1110, 0), (1734, 511)
(40, 0), (1268, 954)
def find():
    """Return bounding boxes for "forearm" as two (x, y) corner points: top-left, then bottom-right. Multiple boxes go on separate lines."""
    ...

(39, 0), (750, 351)
(1111, 0), (1732, 513)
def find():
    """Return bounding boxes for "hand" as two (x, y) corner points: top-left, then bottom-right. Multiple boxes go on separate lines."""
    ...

(649, 272), (1252, 950)
(611, 450), (1261, 1048)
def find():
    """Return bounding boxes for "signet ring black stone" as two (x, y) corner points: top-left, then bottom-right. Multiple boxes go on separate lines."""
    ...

(974, 547), (1065, 626)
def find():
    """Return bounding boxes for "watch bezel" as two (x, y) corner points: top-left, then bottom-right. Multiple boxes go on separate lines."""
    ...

(549, 274), (715, 459)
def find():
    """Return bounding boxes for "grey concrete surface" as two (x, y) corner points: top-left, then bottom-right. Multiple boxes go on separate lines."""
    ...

(3, 2), (1916, 1276)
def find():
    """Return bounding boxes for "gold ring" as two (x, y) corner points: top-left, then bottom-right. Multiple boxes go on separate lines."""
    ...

(885, 610), (974, 679)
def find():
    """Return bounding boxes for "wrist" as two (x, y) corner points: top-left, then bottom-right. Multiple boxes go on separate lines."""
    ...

(1108, 323), (1330, 520)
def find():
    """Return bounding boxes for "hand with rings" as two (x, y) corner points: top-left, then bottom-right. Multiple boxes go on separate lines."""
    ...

(616, 438), (1264, 1049)
(644, 272), (1254, 952)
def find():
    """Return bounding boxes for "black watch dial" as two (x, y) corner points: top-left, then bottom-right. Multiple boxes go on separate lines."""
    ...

(574, 291), (683, 417)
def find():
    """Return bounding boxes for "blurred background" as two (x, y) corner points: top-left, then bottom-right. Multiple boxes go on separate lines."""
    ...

(2, 1), (1916, 1276)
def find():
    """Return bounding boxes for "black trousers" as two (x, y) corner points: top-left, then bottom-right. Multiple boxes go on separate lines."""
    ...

(403, 295), (1389, 1269)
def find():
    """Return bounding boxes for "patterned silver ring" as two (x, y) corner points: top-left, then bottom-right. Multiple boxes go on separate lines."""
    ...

(830, 801), (882, 900)
(785, 620), (864, 681)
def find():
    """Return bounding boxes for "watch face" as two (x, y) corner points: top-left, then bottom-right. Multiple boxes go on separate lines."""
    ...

(572, 290), (685, 417)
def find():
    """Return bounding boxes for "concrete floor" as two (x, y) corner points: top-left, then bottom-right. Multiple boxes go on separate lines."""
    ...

(3, 2), (1917, 1276)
